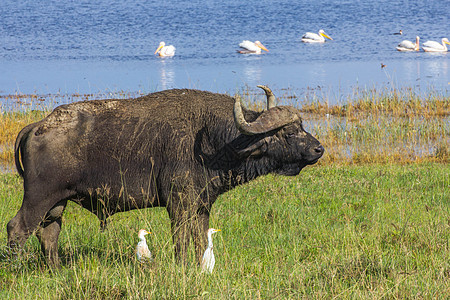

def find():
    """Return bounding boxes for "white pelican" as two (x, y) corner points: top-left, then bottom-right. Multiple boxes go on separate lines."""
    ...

(201, 228), (221, 273)
(136, 229), (152, 262)
(237, 40), (269, 54)
(301, 29), (333, 43)
(396, 36), (420, 51)
(154, 41), (176, 57)
(422, 38), (450, 52)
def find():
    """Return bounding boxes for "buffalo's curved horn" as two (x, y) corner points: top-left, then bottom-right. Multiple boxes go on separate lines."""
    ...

(233, 95), (300, 135)
(257, 85), (276, 109)
(233, 95), (254, 134)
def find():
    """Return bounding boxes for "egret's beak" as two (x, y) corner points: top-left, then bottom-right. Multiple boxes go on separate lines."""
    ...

(215, 229), (221, 232)
(320, 32), (333, 40)
(154, 44), (164, 55)
(256, 42), (269, 52)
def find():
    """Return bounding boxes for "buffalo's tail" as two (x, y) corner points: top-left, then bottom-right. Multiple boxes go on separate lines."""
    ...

(14, 123), (37, 177)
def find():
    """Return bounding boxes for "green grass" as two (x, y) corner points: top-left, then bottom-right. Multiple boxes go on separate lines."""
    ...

(1, 163), (448, 299)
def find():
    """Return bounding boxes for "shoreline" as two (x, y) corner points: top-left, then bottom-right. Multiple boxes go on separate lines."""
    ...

(1, 84), (449, 113)
(1, 88), (449, 168)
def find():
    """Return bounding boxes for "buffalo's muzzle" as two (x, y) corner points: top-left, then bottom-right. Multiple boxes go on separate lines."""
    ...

(314, 145), (324, 155)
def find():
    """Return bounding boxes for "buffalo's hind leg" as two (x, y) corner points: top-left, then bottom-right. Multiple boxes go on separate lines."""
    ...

(36, 200), (68, 268)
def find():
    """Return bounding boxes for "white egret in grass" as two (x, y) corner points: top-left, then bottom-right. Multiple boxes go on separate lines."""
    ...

(154, 41), (176, 57)
(136, 229), (152, 262)
(201, 228), (221, 273)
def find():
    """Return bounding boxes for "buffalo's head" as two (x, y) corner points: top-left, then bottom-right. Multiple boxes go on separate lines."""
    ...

(234, 85), (324, 175)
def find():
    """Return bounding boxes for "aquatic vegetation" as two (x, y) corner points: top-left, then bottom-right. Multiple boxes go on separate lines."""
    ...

(0, 87), (449, 168)
(295, 88), (450, 165)
(0, 110), (48, 165)
(0, 92), (144, 167)
(245, 86), (450, 164)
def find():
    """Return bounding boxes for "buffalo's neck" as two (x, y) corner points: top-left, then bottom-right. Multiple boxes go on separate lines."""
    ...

(195, 128), (278, 195)
(210, 156), (277, 194)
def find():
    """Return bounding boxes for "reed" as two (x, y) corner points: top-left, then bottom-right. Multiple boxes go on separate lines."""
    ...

(0, 88), (449, 168)
(295, 88), (449, 165)
(241, 86), (449, 164)
(0, 111), (48, 164)
(297, 87), (449, 117)
(0, 91), (144, 166)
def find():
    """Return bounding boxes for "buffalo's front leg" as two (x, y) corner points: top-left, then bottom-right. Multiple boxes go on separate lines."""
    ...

(168, 207), (191, 263)
(36, 200), (67, 268)
(6, 211), (30, 252)
(36, 219), (63, 267)
(191, 209), (210, 264)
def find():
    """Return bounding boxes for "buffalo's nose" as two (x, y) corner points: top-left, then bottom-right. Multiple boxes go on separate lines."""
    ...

(314, 145), (324, 154)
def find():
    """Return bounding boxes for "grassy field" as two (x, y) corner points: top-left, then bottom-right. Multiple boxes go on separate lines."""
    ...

(0, 163), (449, 299)
(0, 89), (449, 298)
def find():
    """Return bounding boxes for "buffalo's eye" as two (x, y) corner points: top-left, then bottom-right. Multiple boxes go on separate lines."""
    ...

(285, 132), (296, 139)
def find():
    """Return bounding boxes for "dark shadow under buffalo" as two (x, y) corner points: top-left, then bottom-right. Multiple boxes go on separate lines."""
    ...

(7, 86), (324, 267)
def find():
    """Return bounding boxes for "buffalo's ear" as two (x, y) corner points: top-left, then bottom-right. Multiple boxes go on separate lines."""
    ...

(237, 138), (268, 158)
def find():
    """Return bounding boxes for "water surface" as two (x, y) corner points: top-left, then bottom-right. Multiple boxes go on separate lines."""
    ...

(0, 0), (448, 106)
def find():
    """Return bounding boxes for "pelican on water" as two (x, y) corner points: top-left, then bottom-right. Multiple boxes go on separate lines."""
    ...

(154, 41), (176, 57)
(237, 40), (269, 54)
(396, 36), (420, 51)
(422, 38), (450, 52)
(301, 29), (333, 43)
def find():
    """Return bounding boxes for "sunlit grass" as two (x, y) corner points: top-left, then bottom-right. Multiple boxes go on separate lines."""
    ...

(0, 111), (48, 165)
(0, 163), (448, 298)
(298, 87), (449, 117)
(298, 88), (450, 165)
(0, 91), (144, 167)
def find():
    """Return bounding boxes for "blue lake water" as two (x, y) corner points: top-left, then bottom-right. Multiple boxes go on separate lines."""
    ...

(0, 0), (449, 106)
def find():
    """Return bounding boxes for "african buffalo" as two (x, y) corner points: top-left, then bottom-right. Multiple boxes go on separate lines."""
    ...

(7, 86), (324, 267)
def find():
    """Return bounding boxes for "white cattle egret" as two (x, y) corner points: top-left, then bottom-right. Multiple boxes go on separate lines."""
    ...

(154, 41), (176, 57)
(396, 36), (420, 51)
(237, 40), (269, 54)
(301, 29), (333, 43)
(201, 228), (221, 273)
(422, 38), (450, 52)
(136, 229), (152, 262)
